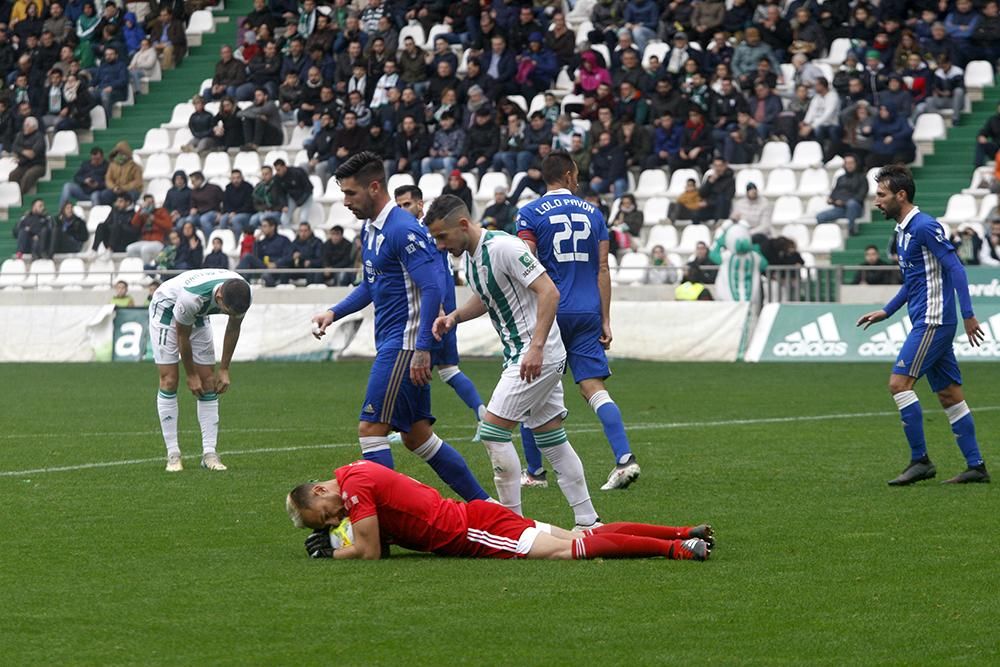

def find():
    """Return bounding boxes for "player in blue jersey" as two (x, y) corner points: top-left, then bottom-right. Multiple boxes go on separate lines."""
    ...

(857, 165), (989, 485)
(310, 152), (489, 501)
(516, 151), (640, 491)
(394, 184), (487, 440)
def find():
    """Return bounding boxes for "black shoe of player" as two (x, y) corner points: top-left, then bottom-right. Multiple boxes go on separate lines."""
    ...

(887, 459), (937, 486)
(942, 464), (991, 484)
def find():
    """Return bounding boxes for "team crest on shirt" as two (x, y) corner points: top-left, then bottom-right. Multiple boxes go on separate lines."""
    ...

(902, 233), (912, 251)
(375, 234), (386, 255)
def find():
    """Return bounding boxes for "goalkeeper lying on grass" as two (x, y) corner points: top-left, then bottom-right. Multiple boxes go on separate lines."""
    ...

(287, 461), (713, 561)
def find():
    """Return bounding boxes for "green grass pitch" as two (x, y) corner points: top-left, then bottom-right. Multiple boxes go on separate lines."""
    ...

(2, 361), (997, 665)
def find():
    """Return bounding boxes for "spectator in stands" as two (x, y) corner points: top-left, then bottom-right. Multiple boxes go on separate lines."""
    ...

(646, 245), (676, 285)
(480, 34), (516, 99)
(974, 102), (1000, 167)
(723, 110), (763, 164)
(236, 217), (289, 286)
(590, 129), (628, 197)
(800, 77), (840, 150)
(732, 27), (777, 89)
(91, 194), (140, 255)
(917, 54), (966, 124)
(699, 157), (736, 221)
(40, 69), (67, 131)
(60, 147), (108, 207)
(128, 38), (158, 95)
(111, 280), (135, 307)
(185, 95), (215, 152)
(164, 171), (191, 227)
(98, 141), (143, 206)
(985, 219), (1000, 264)
(45, 2), (71, 41)
(613, 193), (644, 239)
(642, 113), (681, 169)
(881, 75), (913, 118)
(490, 114), (528, 177)
(322, 224), (354, 286)
(202, 236), (229, 269)
(181, 171), (224, 237)
(324, 109), (366, 179)
(508, 143), (551, 203)
(209, 97), (244, 150)
(217, 169), (255, 237)
(482, 187), (516, 234)
(91, 45), (128, 119)
(442, 170), (474, 213)
(568, 132), (591, 180)
(174, 221), (204, 270)
(423, 110), (465, 176)
(49, 202), (88, 255)
(953, 223), (984, 265)
(126, 193), (172, 264)
(731, 183), (773, 238)
(687, 240), (717, 281)
(575, 49), (611, 95)
(746, 81), (781, 141)
(851, 245), (896, 285)
(671, 178), (708, 222)
(9, 116), (46, 195)
(388, 114), (427, 179)
(836, 101), (875, 166)
(816, 154), (868, 236)
(13, 198), (53, 259)
(239, 88), (283, 149)
(972, 1), (1000, 63)
(546, 12), (576, 70)
(250, 164), (286, 229)
(148, 7), (186, 69)
(866, 104), (915, 170)
(283, 221), (323, 283)
(239, 40), (282, 100)
(660, 31), (698, 78)
(458, 107), (499, 178)
(671, 107), (712, 171)
(944, 0), (978, 65)
(203, 45), (245, 101)
(273, 158), (313, 226)
(517, 33), (558, 99)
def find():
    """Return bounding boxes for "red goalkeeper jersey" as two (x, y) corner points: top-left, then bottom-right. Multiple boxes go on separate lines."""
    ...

(334, 460), (470, 555)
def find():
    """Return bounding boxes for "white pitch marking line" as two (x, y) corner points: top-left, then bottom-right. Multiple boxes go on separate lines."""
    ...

(3, 406), (999, 478)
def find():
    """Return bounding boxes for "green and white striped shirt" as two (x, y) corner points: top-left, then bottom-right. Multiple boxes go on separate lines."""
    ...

(464, 230), (565, 368)
(150, 269), (248, 326)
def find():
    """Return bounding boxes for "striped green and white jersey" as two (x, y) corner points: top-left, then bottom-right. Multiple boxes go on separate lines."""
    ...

(150, 269), (248, 327)
(714, 251), (763, 304)
(464, 230), (565, 368)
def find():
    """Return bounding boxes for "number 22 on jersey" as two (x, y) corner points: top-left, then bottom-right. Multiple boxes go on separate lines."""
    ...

(549, 213), (591, 262)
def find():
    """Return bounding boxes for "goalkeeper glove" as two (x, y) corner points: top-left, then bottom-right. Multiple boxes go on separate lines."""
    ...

(304, 528), (334, 558)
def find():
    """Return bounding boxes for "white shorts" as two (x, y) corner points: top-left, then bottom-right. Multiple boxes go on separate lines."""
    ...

(148, 301), (216, 366)
(515, 521), (552, 556)
(486, 361), (568, 430)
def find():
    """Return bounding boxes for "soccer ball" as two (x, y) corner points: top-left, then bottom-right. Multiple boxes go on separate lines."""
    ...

(328, 519), (354, 549)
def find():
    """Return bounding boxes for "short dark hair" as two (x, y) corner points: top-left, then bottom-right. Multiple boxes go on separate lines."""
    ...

(331, 224), (344, 234)
(815, 76), (829, 89)
(221, 279), (252, 314)
(273, 158), (287, 168)
(864, 244), (880, 252)
(90, 146), (103, 156)
(876, 164), (915, 202)
(394, 184), (423, 201)
(541, 151), (577, 186)
(335, 151), (386, 186)
(424, 194), (469, 226)
(189, 170), (204, 181)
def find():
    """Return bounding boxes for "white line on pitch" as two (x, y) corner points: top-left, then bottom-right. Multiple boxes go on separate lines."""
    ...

(3, 406), (999, 478)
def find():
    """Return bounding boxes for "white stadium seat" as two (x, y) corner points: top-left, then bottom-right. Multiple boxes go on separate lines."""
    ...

(509, 172), (540, 200)
(939, 194), (977, 224)
(913, 113), (946, 143)
(797, 168), (830, 197)
(808, 225), (844, 253)
(614, 251), (649, 285)
(476, 172), (510, 202)
(964, 60), (995, 88)
(115, 257), (146, 285)
(0, 181), (22, 208)
(319, 178), (344, 204)
(173, 151), (202, 175)
(866, 167), (881, 196)
(977, 194), (998, 221)
(137, 128), (170, 155)
(286, 125), (311, 150)
(54, 258), (86, 288)
(82, 258), (114, 287)
(675, 224), (711, 254)
(28, 259), (57, 288)
(49, 131), (79, 158)
(0, 258), (27, 288)
(263, 150), (289, 166)
(642, 41), (669, 69)
(642, 197), (671, 225)
(819, 37), (851, 66)
(203, 152), (232, 179)
(90, 105), (108, 130)
(634, 169), (669, 199)
(233, 151), (262, 179)
(327, 203), (361, 229)
(734, 168), (764, 195)
(804, 195), (828, 218)
(398, 23), (426, 49)
(387, 173), (415, 195)
(771, 196), (804, 224)
(461, 172), (478, 195)
(87, 205), (112, 232)
(790, 141), (823, 168)
(209, 229), (237, 255)
(186, 9), (214, 34)
(418, 173), (446, 198)
(142, 153), (172, 180)
(763, 168), (797, 197)
(147, 178), (172, 206)
(779, 223), (811, 249)
(759, 141), (792, 168)
(643, 224), (678, 253)
(169, 128), (194, 152)
(165, 103), (195, 129)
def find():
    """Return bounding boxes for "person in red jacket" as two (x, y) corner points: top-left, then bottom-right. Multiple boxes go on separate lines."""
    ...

(287, 460), (714, 561)
(126, 194), (173, 264)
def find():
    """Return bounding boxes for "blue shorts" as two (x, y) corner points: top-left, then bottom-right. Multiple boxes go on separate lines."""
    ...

(893, 324), (962, 392)
(360, 348), (435, 432)
(431, 328), (459, 367)
(557, 311), (611, 383)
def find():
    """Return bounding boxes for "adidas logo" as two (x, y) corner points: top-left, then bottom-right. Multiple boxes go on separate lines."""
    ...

(363, 403), (376, 415)
(860, 317), (912, 357)
(954, 313), (1000, 357)
(772, 313), (848, 357)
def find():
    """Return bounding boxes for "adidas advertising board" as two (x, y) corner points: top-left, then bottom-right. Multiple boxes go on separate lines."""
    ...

(746, 302), (1000, 362)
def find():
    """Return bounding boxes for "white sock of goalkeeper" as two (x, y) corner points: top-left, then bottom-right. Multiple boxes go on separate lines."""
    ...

(196, 392), (219, 455)
(535, 428), (599, 526)
(157, 389), (179, 457)
(479, 422), (522, 515)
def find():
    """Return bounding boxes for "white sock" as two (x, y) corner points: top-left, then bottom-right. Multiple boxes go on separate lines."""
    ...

(539, 434), (598, 526)
(157, 390), (179, 457)
(480, 423), (522, 515)
(197, 394), (219, 455)
(412, 434), (443, 461)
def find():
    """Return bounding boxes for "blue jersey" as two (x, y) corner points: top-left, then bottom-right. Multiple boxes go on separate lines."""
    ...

(358, 202), (439, 350)
(440, 249), (457, 312)
(895, 208), (959, 327)
(516, 188), (609, 314)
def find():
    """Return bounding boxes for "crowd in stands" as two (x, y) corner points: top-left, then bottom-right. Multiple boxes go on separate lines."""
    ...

(7, 0), (1000, 286)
